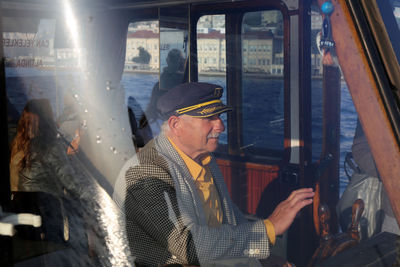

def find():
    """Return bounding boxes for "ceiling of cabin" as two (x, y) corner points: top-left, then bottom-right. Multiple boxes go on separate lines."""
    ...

(0, 0), (235, 10)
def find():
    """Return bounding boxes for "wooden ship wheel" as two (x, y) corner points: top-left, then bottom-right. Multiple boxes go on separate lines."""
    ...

(308, 199), (365, 266)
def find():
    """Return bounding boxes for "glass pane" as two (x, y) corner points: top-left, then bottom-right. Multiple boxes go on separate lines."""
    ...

(5, 19), (58, 143)
(241, 10), (284, 151)
(335, 1), (399, 239)
(197, 14), (227, 144)
(154, 5), (189, 136)
(310, 6), (358, 196)
(395, 5), (400, 28)
(5, 13), (133, 265)
(123, 21), (159, 147)
(377, 0), (400, 63)
(311, 6), (323, 161)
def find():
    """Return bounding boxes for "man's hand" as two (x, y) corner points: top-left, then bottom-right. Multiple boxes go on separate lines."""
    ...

(267, 188), (314, 236)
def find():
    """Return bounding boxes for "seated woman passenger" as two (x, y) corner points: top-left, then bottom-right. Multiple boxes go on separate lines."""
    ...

(8, 99), (116, 263)
(9, 98), (72, 195)
(9, 99), (80, 244)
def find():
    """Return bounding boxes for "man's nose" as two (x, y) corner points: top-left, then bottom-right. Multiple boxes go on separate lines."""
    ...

(213, 116), (225, 132)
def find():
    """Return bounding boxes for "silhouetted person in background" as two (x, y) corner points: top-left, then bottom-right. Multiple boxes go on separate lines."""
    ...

(159, 48), (185, 90)
(139, 49), (185, 143)
(132, 46), (152, 66)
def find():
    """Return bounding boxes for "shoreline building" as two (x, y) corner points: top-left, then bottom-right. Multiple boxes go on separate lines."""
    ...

(124, 27), (322, 76)
(0, 17), (322, 76)
(125, 30), (160, 71)
(197, 30), (226, 73)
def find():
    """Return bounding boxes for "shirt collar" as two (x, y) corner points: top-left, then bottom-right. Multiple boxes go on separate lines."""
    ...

(168, 137), (211, 179)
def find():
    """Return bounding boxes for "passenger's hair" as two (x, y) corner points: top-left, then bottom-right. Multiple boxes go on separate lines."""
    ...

(161, 115), (194, 135)
(10, 99), (57, 170)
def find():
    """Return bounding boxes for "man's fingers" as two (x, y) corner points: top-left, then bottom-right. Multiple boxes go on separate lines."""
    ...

(284, 189), (314, 214)
(290, 191), (315, 204)
(268, 188), (315, 235)
(294, 197), (313, 211)
(287, 188), (314, 205)
(287, 188), (314, 201)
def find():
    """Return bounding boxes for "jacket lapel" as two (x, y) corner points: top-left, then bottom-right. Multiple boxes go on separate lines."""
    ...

(154, 133), (207, 224)
(208, 159), (237, 225)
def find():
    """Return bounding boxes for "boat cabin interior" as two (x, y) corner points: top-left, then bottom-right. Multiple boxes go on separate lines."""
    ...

(1, 0), (400, 266)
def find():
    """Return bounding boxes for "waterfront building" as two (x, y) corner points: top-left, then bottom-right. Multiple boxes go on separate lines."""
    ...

(242, 30), (274, 74)
(125, 30), (159, 71)
(123, 26), (323, 76)
(197, 30), (226, 72)
(0, 17), (323, 75)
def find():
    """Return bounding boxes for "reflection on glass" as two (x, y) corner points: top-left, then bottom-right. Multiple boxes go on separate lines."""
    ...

(142, 13), (189, 138)
(4, 13), (134, 265)
(197, 15), (226, 74)
(125, 21), (159, 72)
(197, 15), (227, 144)
(390, 4), (400, 63)
(395, 7), (400, 28)
(310, 5), (359, 195)
(311, 6), (324, 161)
(123, 21), (160, 147)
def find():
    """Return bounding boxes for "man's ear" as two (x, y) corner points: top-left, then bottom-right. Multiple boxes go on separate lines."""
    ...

(168, 116), (181, 135)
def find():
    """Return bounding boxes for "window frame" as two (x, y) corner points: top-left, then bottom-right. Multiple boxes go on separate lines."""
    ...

(190, 1), (291, 163)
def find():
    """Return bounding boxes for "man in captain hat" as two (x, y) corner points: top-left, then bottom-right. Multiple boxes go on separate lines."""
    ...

(121, 82), (314, 266)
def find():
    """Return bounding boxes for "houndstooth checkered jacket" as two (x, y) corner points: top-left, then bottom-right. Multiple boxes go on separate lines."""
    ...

(123, 133), (270, 266)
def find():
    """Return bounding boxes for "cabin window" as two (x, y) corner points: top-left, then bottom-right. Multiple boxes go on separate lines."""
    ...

(4, 17), (87, 144)
(395, 6), (400, 29)
(241, 10), (284, 152)
(3, 12), (134, 265)
(123, 11), (189, 146)
(4, 18), (58, 125)
(311, 6), (323, 161)
(310, 4), (380, 197)
(197, 14), (228, 145)
(123, 21), (160, 145)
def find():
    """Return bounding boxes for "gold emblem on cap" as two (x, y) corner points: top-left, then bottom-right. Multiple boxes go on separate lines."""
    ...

(199, 107), (217, 115)
(214, 87), (223, 97)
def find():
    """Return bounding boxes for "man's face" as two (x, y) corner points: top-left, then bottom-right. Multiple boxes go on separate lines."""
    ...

(177, 114), (225, 159)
